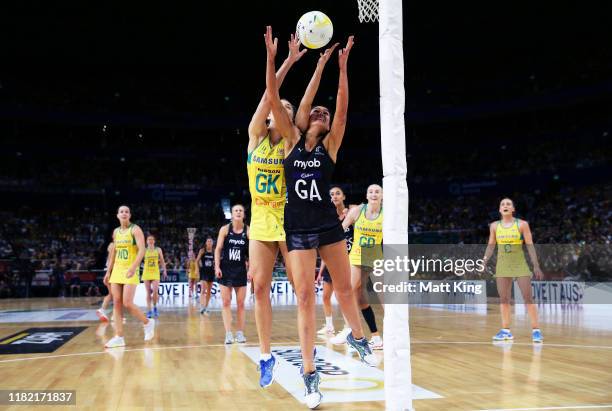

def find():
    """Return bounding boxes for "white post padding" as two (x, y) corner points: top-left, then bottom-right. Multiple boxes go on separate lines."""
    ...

(379, 0), (413, 409)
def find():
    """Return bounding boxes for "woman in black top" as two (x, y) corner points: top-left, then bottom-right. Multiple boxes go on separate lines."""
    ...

(196, 237), (215, 315)
(215, 205), (250, 345)
(264, 26), (378, 408)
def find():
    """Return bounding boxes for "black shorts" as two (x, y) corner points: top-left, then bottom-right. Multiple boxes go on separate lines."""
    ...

(218, 267), (247, 288)
(200, 271), (215, 282)
(218, 276), (247, 288)
(286, 224), (345, 252)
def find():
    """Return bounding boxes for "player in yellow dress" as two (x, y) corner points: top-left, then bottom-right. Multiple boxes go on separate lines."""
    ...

(142, 235), (168, 319)
(484, 198), (543, 343)
(187, 252), (198, 299)
(342, 184), (384, 350)
(103, 205), (155, 348)
(247, 32), (306, 387)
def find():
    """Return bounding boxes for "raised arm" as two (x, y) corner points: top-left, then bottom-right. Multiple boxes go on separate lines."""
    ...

(521, 221), (543, 280)
(248, 34), (307, 152)
(325, 36), (354, 162)
(264, 26), (299, 151)
(295, 43), (339, 132)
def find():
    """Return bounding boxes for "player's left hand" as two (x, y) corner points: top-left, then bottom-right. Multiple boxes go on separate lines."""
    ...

(126, 267), (136, 278)
(317, 42), (339, 68)
(264, 26), (278, 60)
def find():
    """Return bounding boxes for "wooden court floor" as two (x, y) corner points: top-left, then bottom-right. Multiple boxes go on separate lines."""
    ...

(0, 297), (611, 411)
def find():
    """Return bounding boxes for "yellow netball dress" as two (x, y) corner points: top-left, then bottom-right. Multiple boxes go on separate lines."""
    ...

(188, 259), (198, 280)
(495, 219), (531, 278)
(247, 134), (286, 241)
(350, 205), (383, 267)
(142, 247), (160, 281)
(110, 224), (140, 285)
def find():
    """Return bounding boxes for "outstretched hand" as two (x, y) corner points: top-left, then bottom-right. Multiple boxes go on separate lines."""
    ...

(288, 33), (307, 63)
(264, 26), (278, 60)
(317, 42), (340, 68)
(338, 36), (355, 70)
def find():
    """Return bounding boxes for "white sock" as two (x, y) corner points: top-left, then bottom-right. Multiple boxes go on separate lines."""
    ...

(260, 353), (272, 361)
(502, 328), (511, 333)
(325, 316), (333, 328)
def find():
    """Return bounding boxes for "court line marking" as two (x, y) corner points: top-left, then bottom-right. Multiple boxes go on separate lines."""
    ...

(0, 341), (302, 364)
(411, 340), (612, 349)
(477, 405), (612, 410)
(1, 338), (611, 365)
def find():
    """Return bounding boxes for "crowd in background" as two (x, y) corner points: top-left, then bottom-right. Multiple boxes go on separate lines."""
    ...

(1, 78), (611, 298)
(1, 180), (609, 298)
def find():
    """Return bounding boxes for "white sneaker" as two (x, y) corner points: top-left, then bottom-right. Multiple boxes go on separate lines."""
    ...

(144, 319), (155, 341)
(225, 331), (234, 344)
(316, 324), (335, 335)
(105, 335), (125, 348)
(96, 308), (109, 322)
(106, 346), (125, 360)
(303, 371), (322, 409)
(330, 327), (351, 345)
(235, 331), (246, 343)
(369, 335), (384, 350)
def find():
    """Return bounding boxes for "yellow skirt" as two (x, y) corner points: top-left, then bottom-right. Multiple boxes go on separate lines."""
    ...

(495, 251), (531, 278)
(249, 204), (285, 242)
(110, 266), (140, 285)
(349, 245), (382, 267)
(142, 269), (160, 281)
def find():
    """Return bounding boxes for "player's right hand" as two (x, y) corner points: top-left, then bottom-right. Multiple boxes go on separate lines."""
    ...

(338, 36), (354, 70)
(215, 267), (222, 279)
(288, 33), (307, 62)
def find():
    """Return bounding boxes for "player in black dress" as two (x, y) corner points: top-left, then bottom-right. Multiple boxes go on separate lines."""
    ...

(196, 237), (215, 315)
(264, 26), (378, 409)
(214, 205), (250, 344)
